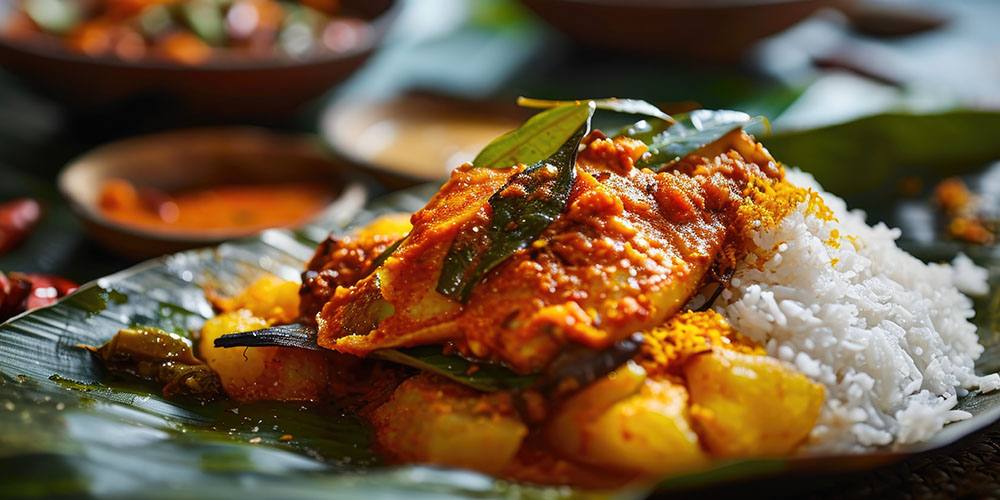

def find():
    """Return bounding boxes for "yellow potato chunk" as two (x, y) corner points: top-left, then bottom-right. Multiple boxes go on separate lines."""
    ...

(546, 362), (708, 475)
(198, 309), (330, 402)
(683, 347), (824, 458)
(354, 213), (413, 240)
(370, 373), (527, 475)
(212, 274), (300, 324)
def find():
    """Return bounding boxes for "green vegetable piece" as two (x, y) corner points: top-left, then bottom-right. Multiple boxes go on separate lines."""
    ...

(137, 5), (174, 40)
(438, 120), (589, 302)
(630, 109), (758, 172)
(83, 327), (221, 401)
(472, 101), (595, 169)
(517, 96), (674, 122)
(23, 0), (81, 35)
(180, 0), (226, 45)
(372, 347), (537, 392)
(278, 2), (321, 58)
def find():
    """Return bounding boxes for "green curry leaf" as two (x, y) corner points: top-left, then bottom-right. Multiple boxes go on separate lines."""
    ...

(438, 121), (589, 302)
(372, 347), (538, 392)
(761, 110), (1000, 195)
(517, 96), (674, 122)
(472, 101), (595, 169)
(628, 109), (762, 172)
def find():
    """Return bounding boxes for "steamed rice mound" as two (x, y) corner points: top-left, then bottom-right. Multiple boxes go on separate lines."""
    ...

(715, 169), (999, 451)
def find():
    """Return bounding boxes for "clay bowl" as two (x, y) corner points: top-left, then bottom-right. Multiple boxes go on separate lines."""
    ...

(58, 127), (368, 259)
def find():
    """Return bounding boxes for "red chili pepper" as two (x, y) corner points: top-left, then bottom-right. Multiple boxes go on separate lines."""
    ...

(0, 272), (78, 322)
(0, 272), (32, 322)
(0, 198), (42, 256)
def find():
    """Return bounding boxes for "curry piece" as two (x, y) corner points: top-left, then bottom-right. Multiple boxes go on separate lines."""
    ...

(209, 274), (301, 324)
(932, 177), (995, 244)
(545, 361), (708, 476)
(299, 214), (411, 325)
(362, 308), (822, 481)
(369, 372), (528, 475)
(201, 275), (408, 405)
(314, 132), (782, 374)
(684, 347), (825, 458)
(200, 309), (333, 402)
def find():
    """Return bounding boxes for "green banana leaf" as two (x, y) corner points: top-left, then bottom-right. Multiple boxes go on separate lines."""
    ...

(2, 118), (1000, 498)
(761, 110), (1000, 195)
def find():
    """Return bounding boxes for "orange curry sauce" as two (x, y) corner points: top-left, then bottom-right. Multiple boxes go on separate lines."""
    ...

(98, 178), (334, 235)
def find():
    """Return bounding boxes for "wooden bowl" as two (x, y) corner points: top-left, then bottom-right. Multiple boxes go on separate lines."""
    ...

(519, 0), (846, 62)
(58, 128), (368, 259)
(0, 0), (399, 118)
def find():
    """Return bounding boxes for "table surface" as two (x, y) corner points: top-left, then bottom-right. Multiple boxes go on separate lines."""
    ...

(2, 0), (1000, 497)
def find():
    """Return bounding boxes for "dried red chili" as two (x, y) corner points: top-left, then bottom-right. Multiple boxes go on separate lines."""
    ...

(0, 272), (78, 322)
(0, 198), (42, 256)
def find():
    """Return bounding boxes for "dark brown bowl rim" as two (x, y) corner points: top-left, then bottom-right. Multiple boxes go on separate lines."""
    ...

(524, 0), (831, 8)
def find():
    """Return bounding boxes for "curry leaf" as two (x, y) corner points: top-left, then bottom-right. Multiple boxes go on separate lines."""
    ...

(372, 347), (538, 392)
(438, 121), (589, 302)
(517, 96), (674, 122)
(627, 109), (763, 172)
(472, 101), (595, 169)
(368, 236), (405, 271)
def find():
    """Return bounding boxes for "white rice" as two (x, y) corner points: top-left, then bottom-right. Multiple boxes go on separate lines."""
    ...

(714, 168), (999, 452)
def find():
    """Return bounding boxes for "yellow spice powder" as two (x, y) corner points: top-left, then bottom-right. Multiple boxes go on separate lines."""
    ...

(637, 310), (764, 378)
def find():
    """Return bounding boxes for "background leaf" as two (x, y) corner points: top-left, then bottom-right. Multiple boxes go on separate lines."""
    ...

(761, 111), (1000, 195)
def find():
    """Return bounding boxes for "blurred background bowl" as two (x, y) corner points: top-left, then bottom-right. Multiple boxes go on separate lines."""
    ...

(0, 0), (399, 119)
(519, 0), (846, 62)
(320, 92), (530, 186)
(57, 127), (368, 259)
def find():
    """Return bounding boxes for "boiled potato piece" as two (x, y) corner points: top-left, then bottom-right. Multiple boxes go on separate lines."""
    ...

(199, 309), (330, 402)
(211, 274), (301, 324)
(354, 213), (412, 240)
(546, 362), (708, 475)
(683, 347), (824, 458)
(370, 373), (527, 475)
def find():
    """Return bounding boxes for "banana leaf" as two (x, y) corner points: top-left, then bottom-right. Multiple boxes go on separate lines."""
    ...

(1, 127), (1000, 498)
(761, 110), (1000, 195)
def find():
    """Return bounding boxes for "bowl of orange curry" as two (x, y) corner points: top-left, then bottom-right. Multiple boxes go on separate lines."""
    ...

(58, 127), (368, 258)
